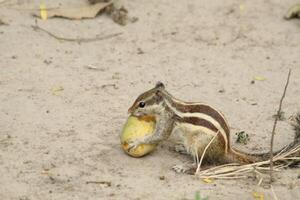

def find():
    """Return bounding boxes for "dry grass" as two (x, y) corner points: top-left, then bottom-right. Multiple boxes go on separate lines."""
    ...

(195, 144), (300, 183)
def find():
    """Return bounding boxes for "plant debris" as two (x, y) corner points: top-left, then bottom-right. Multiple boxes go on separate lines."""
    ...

(252, 192), (264, 200)
(269, 69), (291, 183)
(32, 24), (122, 43)
(285, 4), (300, 19)
(103, 0), (138, 25)
(86, 181), (111, 187)
(106, 5), (129, 26)
(196, 144), (300, 181)
(235, 131), (250, 144)
(272, 111), (285, 121)
(51, 86), (64, 96)
(32, 1), (136, 26)
(84, 65), (106, 71)
(33, 2), (112, 20)
(101, 83), (118, 89)
(254, 76), (266, 81)
(196, 131), (219, 173)
(202, 178), (214, 183)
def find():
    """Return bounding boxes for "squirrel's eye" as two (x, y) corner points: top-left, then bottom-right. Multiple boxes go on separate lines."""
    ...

(139, 101), (145, 108)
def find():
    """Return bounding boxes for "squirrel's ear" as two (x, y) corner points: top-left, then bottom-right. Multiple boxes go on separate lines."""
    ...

(155, 89), (163, 101)
(155, 81), (165, 89)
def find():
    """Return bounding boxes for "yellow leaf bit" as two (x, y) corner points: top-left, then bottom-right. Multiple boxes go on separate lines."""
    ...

(252, 192), (264, 200)
(254, 76), (266, 81)
(51, 86), (64, 96)
(40, 3), (48, 20)
(202, 178), (214, 183)
(239, 4), (245, 12)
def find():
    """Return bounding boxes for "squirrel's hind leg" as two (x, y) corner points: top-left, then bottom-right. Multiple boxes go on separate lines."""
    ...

(171, 144), (198, 174)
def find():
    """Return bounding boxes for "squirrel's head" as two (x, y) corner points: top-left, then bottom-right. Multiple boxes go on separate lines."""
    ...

(128, 82), (165, 117)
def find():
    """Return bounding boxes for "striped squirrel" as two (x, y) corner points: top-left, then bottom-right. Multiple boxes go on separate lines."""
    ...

(127, 82), (300, 173)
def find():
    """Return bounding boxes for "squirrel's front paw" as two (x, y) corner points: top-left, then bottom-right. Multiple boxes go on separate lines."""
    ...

(127, 139), (143, 152)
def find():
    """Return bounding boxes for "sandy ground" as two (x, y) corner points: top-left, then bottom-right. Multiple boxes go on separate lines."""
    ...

(0, 0), (300, 199)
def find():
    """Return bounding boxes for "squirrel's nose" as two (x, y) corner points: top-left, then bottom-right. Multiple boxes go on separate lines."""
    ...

(128, 107), (133, 114)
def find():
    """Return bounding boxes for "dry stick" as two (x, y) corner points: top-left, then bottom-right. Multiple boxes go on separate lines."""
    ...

(271, 185), (279, 200)
(253, 167), (265, 186)
(269, 69), (291, 183)
(31, 24), (122, 43)
(195, 131), (220, 174)
(86, 181), (111, 186)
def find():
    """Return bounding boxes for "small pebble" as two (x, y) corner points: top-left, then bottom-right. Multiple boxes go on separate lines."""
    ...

(218, 89), (225, 93)
(137, 48), (144, 54)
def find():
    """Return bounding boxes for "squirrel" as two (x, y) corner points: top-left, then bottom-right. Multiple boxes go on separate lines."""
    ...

(127, 82), (300, 173)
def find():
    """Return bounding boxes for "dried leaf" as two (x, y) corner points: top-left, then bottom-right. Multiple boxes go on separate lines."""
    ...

(33, 2), (112, 20)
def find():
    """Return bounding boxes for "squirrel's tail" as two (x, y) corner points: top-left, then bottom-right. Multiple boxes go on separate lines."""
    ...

(226, 113), (300, 164)
(226, 148), (267, 164)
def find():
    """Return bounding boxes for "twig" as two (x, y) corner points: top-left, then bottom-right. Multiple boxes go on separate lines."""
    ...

(271, 185), (279, 200)
(195, 131), (220, 174)
(86, 181), (111, 186)
(31, 24), (122, 43)
(253, 168), (264, 186)
(269, 69), (291, 183)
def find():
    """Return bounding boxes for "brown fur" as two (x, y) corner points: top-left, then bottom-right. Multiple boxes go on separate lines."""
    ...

(177, 116), (219, 133)
(170, 101), (230, 135)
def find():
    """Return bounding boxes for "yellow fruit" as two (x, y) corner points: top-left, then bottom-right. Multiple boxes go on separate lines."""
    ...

(120, 115), (156, 157)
